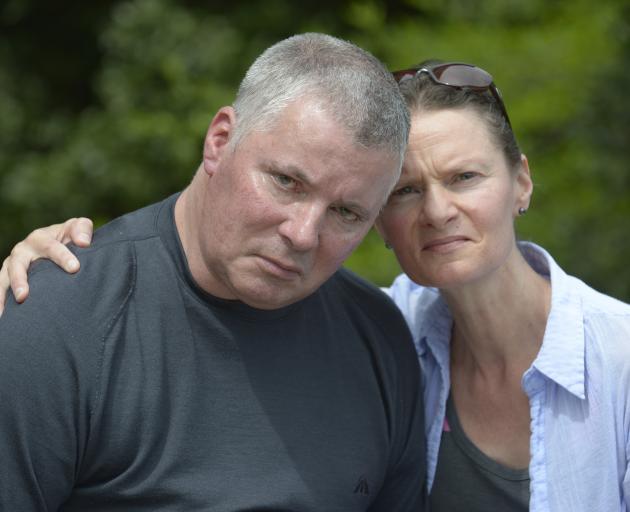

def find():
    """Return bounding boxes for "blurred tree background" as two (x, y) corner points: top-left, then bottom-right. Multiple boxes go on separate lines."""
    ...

(1, 0), (629, 299)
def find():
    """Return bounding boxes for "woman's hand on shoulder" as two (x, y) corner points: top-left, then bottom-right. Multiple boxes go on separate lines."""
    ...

(0, 217), (94, 316)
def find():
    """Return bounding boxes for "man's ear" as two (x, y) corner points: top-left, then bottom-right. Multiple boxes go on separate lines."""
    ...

(203, 106), (236, 177)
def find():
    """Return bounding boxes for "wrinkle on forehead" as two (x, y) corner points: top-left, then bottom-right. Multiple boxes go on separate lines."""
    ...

(405, 109), (502, 175)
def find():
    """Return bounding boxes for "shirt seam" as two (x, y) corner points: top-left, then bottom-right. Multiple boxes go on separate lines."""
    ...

(89, 241), (138, 421)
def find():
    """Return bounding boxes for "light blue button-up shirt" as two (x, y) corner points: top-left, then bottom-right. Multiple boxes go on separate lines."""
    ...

(384, 242), (630, 511)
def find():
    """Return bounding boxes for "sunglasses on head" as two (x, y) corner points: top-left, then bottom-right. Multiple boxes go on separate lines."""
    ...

(392, 62), (512, 128)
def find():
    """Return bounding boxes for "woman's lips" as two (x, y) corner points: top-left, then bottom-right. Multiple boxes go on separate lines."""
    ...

(422, 236), (469, 253)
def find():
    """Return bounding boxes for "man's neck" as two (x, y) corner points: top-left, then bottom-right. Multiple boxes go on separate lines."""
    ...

(174, 166), (225, 297)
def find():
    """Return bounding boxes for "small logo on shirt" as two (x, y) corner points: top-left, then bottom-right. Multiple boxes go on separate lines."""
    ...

(353, 475), (370, 496)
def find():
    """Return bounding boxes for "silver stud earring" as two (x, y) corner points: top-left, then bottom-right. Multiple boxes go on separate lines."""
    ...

(518, 207), (527, 216)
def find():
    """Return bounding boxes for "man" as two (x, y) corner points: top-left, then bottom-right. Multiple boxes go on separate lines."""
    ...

(0, 33), (426, 510)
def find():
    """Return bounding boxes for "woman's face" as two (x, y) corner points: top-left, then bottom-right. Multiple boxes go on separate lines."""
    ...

(376, 107), (532, 290)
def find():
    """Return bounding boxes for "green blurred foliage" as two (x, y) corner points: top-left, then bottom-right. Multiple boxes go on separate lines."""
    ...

(1, 0), (629, 300)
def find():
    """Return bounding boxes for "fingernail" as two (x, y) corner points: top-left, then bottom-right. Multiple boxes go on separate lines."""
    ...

(78, 233), (91, 244)
(15, 287), (25, 300)
(66, 259), (79, 272)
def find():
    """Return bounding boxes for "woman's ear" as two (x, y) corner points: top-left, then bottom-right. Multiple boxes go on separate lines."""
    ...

(515, 153), (533, 215)
(203, 106), (237, 177)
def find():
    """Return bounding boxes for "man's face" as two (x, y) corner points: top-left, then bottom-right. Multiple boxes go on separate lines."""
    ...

(195, 98), (400, 309)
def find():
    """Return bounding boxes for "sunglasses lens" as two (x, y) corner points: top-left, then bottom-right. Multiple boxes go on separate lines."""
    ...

(433, 64), (492, 88)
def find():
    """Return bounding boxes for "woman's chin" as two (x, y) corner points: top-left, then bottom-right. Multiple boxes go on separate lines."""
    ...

(406, 264), (480, 290)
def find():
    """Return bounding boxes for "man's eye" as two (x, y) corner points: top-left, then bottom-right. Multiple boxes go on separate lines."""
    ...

(332, 206), (360, 222)
(274, 174), (298, 189)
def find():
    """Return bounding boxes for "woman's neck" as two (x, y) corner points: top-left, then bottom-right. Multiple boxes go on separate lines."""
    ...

(442, 245), (552, 379)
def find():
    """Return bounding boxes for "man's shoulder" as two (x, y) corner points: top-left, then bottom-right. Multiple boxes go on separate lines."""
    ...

(88, 195), (172, 249)
(328, 266), (391, 300)
(34, 194), (174, 282)
(30, 197), (168, 290)
(5, 197), (174, 332)
(327, 267), (405, 318)
(322, 268), (416, 357)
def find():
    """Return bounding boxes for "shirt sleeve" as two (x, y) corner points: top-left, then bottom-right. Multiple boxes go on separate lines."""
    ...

(0, 303), (79, 509)
(0, 262), (107, 510)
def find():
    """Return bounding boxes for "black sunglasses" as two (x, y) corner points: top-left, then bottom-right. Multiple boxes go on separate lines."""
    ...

(392, 62), (512, 129)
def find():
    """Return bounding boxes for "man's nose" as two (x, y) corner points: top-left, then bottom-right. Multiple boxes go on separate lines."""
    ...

(278, 203), (325, 252)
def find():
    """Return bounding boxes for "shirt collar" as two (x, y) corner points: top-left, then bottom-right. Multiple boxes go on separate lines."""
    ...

(414, 290), (453, 371)
(521, 243), (586, 399)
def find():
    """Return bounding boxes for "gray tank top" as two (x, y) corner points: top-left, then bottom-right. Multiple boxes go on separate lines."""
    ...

(430, 394), (530, 511)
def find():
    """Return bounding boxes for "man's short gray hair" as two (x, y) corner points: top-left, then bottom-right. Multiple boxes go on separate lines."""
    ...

(230, 33), (410, 164)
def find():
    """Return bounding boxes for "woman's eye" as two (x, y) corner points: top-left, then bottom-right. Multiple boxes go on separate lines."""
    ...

(455, 172), (477, 182)
(392, 185), (417, 196)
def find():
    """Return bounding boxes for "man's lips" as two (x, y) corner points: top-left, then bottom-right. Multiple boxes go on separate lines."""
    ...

(256, 255), (303, 279)
(422, 236), (469, 253)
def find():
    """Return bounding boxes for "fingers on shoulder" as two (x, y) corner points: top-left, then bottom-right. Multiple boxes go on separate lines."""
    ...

(2, 253), (28, 305)
(67, 217), (94, 247)
(0, 257), (10, 311)
(14, 232), (79, 275)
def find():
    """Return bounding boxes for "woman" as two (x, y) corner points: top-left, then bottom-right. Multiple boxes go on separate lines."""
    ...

(381, 62), (630, 510)
(2, 61), (630, 511)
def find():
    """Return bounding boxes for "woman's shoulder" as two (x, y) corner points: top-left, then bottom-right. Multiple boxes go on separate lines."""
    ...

(579, 281), (630, 350)
(382, 274), (451, 342)
(383, 274), (440, 313)
(563, 277), (630, 387)
(575, 278), (630, 318)
(523, 241), (630, 319)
